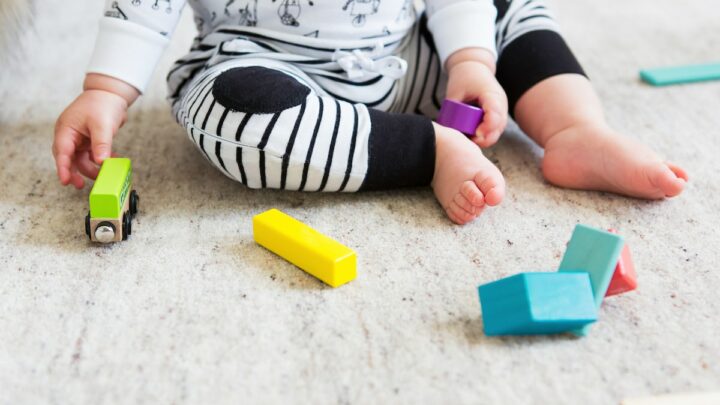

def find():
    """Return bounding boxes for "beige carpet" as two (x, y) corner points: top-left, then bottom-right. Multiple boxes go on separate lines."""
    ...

(1, 1), (719, 403)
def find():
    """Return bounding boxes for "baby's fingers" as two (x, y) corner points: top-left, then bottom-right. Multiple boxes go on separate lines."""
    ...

(88, 119), (116, 164)
(55, 154), (72, 186)
(474, 92), (507, 148)
(76, 150), (100, 180)
(53, 126), (83, 186)
(68, 162), (85, 189)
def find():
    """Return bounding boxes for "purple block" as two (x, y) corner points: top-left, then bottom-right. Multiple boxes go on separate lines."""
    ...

(436, 99), (484, 136)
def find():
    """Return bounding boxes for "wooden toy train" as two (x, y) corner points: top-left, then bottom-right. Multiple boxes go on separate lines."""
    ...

(85, 158), (139, 243)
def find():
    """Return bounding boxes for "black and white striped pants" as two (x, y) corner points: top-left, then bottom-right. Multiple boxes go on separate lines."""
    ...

(171, 0), (585, 192)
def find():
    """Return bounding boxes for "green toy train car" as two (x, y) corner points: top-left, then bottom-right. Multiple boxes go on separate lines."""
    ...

(85, 158), (139, 243)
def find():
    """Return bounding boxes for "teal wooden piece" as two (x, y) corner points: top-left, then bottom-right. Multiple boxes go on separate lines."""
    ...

(478, 272), (598, 336)
(640, 62), (720, 86)
(559, 224), (625, 335)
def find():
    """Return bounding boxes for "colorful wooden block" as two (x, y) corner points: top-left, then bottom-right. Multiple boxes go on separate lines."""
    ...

(559, 224), (625, 335)
(606, 229), (638, 297)
(253, 209), (356, 288)
(478, 272), (598, 336)
(640, 62), (720, 86)
(436, 99), (485, 136)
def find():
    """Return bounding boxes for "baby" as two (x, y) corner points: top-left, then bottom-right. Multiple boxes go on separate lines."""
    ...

(53, 0), (688, 224)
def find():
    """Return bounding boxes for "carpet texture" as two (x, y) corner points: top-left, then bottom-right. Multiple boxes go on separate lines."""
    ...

(1, 1), (719, 403)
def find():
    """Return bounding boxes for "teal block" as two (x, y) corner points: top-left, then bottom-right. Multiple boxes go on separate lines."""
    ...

(640, 62), (720, 86)
(559, 224), (625, 335)
(478, 272), (598, 336)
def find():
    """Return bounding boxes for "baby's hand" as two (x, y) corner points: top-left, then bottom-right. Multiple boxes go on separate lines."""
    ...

(53, 74), (138, 189)
(445, 53), (508, 148)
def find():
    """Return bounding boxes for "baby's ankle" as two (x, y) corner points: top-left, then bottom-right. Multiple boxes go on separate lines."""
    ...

(545, 119), (613, 143)
(433, 123), (473, 155)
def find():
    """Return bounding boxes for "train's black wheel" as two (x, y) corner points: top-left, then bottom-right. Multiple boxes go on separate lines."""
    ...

(130, 190), (139, 217)
(85, 212), (91, 239)
(122, 214), (131, 240)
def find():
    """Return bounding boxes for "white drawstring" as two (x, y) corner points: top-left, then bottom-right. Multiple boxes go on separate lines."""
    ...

(332, 41), (408, 80)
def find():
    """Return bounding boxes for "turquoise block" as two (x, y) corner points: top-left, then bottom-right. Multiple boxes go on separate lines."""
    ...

(559, 224), (625, 335)
(478, 272), (598, 336)
(640, 62), (720, 86)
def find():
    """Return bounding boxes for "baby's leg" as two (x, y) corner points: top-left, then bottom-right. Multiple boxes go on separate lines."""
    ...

(432, 123), (505, 224)
(515, 75), (687, 199)
(177, 62), (502, 223)
(179, 62), (430, 191)
(495, 0), (687, 198)
(395, 17), (505, 224)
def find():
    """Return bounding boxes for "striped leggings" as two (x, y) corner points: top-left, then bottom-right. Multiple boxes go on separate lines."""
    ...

(171, 0), (584, 192)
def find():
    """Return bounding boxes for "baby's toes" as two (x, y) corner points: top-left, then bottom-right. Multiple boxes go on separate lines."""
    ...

(666, 162), (689, 181)
(447, 201), (476, 225)
(454, 193), (481, 215)
(649, 163), (686, 198)
(460, 180), (485, 207)
(446, 211), (463, 225)
(475, 171), (505, 206)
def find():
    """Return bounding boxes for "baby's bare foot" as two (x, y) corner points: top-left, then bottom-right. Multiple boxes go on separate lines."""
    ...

(542, 123), (688, 199)
(432, 123), (505, 224)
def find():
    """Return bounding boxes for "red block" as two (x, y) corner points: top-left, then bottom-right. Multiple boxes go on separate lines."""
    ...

(606, 229), (638, 297)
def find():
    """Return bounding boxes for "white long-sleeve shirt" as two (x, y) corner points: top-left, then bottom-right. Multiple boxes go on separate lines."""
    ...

(89, 0), (497, 93)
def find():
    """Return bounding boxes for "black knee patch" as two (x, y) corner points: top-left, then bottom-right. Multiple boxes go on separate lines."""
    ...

(212, 66), (311, 114)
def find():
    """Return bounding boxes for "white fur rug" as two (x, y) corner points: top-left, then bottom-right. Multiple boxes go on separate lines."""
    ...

(1, 1), (719, 403)
(0, 0), (33, 60)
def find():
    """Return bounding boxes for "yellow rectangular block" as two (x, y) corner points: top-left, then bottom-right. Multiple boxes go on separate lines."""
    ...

(253, 209), (356, 288)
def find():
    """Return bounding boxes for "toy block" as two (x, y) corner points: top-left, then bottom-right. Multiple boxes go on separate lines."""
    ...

(605, 229), (638, 297)
(478, 272), (598, 336)
(436, 99), (484, 136)
(253, 209), (356, 288)
(640, 62), (720, 86)
(559, 224), (625, 335)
